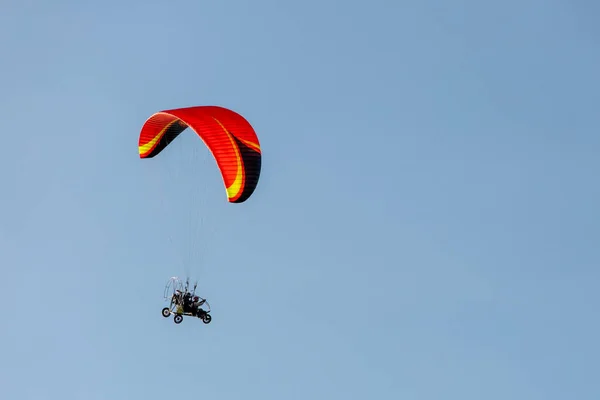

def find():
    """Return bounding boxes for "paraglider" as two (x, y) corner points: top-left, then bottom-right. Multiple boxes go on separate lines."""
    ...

(138, 105), (262, 326)
(138, 105), (262, 203)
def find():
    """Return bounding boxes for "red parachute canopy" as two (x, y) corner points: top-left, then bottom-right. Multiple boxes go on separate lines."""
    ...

(138, 106), (261, 203)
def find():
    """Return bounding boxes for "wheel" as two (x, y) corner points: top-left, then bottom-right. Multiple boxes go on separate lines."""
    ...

(174, 314), (183, 324)
(161, 307), (171, 318)
(202, 314), (212, 324)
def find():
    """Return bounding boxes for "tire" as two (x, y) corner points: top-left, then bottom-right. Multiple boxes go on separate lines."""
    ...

(202, 314), (212, 324)
(174, 314), (183, 324)
(162, 307), (171, 318)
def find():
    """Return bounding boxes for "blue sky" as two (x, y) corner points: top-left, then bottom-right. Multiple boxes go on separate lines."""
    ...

(1, 0), (599, 399)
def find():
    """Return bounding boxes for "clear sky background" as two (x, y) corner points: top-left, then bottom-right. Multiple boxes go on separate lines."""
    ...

(1, 1), (599, 399)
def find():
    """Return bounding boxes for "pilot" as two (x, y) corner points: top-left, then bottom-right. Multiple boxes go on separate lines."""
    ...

(191, 296), (206, 316)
